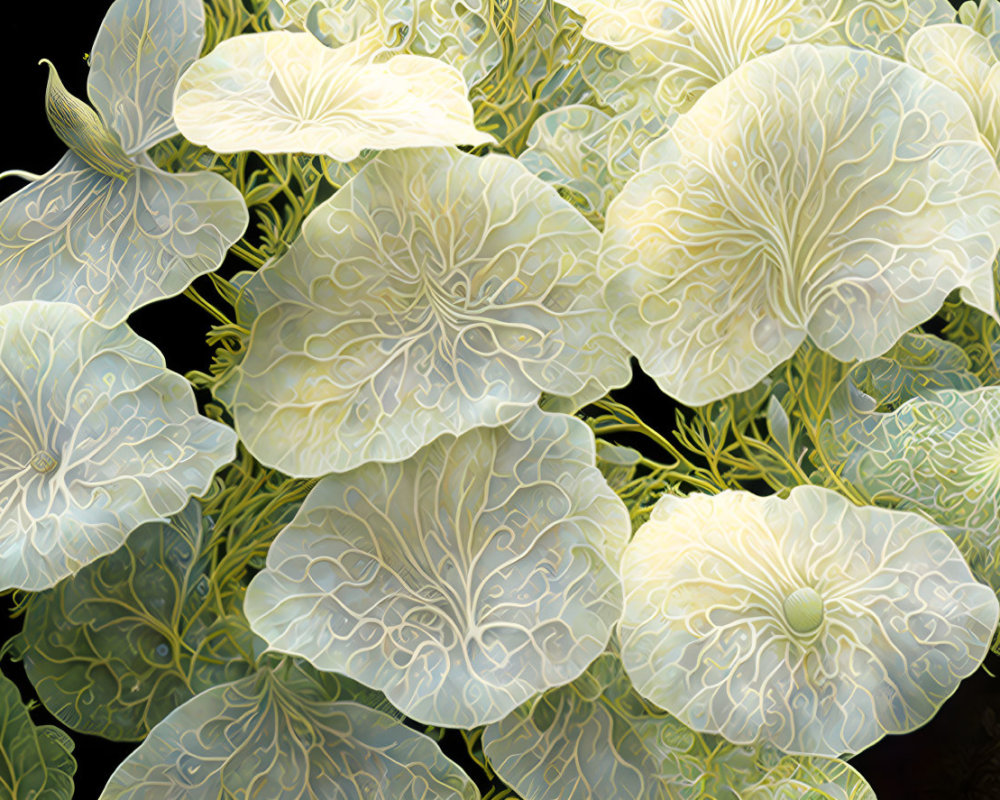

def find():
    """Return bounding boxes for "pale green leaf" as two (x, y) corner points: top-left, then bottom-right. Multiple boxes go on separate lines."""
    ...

(0, 301), (237, 591)
(88, 0), (205, 154)
(243, 407), (629, 727)
(602, 44), (1000, 405)
(0, 153), (248, 326)
(218, 147), (629, 476)
(98, 660), (479, 799)
(21, 500), (255, 741)
(483, 652), (876, 800)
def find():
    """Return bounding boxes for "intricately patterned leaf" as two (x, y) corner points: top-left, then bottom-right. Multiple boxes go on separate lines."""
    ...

(21, 500), (255, 741)
(619, 486), (999, 757)
(243, 407), (629, 727)
(0, 671), (76, 800)
(519, 97), (675, 225)
(98, 660), (479, 799)
(555, 0), (842, 111)
(267, 0), (502, 89)
(848, 331), (980, 409)
(960, 0), (1000, 56)
(834, 387), (1000, 595)
(217, 147), (629, 476)
(0, 301), (237, 591)
(836, 0), (956, 57)
(483, 653), (875, 800)
(906, 23), (1000, 160)
(88, 0), (205, 154)
(0, 152), (248, 326)
(602, 43), (1000, 405)
(173, 31), (491, 161)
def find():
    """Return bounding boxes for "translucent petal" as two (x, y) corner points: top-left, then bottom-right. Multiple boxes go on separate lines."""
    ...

(602, 44), (1000, 406)
(483, 652), (875, 800)
(173, 31), (491, 161)
(555, 0), (845, 112)
(960, 0), (1000, 57)
(88, 0), (205, 154)
(816, 334), (982, 469)
(0, 671), (76, 800)
(0, 301), (237, 591)
(0, 152), (248, 326)
(243, 407), (629, 727)
(836, 0), (956, 58)
(835, 387), (1000, 598)
(98, 661), (479, 800)
(217, 147), (629, 476)
(22, 500), (255, 741)
(520, 97), (675, 226)
(267, 0), (502, 89)
(619, 486), (999, 757)
(906, 23), (1000, 160)
(848, 331), (980, 409)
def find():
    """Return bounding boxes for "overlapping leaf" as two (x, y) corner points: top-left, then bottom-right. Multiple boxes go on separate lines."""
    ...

(173, 31), (491, 161)
(0, 672), (76, 800)
(0, 301), (237, 591)
(243, 407), (629, 727)
(602, 43), (1000, 405)
(832, 387), (1000, 595)
(218, 147), (629, 476)
(837, 0), (956, 57)
(557, 0), (845, 111)
(619, 486), (999, 757)
(519, 95), (675, 225)
(906, 23), (1000, 160)
(21, 500), (255, 741)
(98, 659), (479, 799)
(0, 0), (247, 325)
(483, 653), (876, 799)
(267, 0), (502, 89)
(960, 0), (1000, 55)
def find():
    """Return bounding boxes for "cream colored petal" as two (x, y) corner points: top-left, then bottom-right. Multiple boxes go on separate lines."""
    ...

(0, 302), (237, 591)
(173, 31), (491, 161)
(602, 44), (1000, 406)
(619, 486), (999, 756)
(557, 0), (843, 112)
(218, 147), (628, 477)
(267, 0), (502, 90)
(906, 23), (1000, 159)
(0, 153), (248, 326)
(960, 0), (1000, 57)
(88, 0), (205, 154)
(243, 408), (629, 727)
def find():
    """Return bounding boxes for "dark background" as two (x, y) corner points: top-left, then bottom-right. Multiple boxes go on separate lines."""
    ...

(3, 2), (1000, 798)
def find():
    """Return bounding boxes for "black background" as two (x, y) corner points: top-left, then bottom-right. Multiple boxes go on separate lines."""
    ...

(2, 2), (1000, 798)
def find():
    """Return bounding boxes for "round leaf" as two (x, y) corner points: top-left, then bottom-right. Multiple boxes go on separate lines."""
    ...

(244, 407), (629, 727)
(602, 44), (1000, 405)
(98, 661), (479, 800)
(173, 31), (492, 161)
(22, 500), (255, 740)
(0, 301), (237, 591)
(619, 485), (999, 757)
(218, 147), (629, 476)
